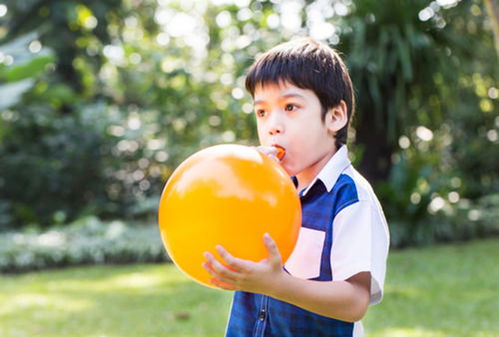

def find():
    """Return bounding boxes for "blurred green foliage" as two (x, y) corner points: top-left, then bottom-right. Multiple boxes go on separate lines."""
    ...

(0, 0), (497, 247)
(0, 217), (167, 272)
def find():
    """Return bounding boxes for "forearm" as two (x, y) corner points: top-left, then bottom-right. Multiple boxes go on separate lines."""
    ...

(203, 238), (371, 321)
(267, 271), (371, 322)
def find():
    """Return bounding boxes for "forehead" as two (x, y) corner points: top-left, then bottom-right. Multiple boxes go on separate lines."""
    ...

(253, 81), (318, 104)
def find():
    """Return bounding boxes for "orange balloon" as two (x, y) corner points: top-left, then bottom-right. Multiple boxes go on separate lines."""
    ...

(158, 144), (301, 288)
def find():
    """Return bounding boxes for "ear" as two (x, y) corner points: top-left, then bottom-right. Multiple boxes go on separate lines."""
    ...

(324, 100), (348, 134)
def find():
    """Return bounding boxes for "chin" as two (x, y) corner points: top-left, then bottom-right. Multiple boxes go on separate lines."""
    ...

(281, 164), (296, 177)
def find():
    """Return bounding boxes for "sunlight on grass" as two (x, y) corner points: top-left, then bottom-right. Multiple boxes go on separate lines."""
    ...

(375, 328), (448, 337)
(371, 328), (495, 337)
(363, 238), (499, 337)
(0, 264), (232, 337)
(108, 272), (169, 289)
(44, 269), (186, 294)
(0, 239), (498, 337)
(0, 293), (93, 316)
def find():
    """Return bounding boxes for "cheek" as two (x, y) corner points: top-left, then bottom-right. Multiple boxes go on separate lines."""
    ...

(257, 128), (266, 144)
(280, 147), (302, 174)
(285, 136), (317, 166)
(255, 122), (263, 138)
(256, 124), (269, 144)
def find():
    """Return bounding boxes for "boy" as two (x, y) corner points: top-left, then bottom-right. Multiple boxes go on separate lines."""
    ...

(203, 37), (389, 337)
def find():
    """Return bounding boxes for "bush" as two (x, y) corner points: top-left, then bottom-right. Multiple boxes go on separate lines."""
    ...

(1, 102), (114, 227)
(387, 193), (499, 248)
(0, 216), (169, 273)
(378, 125), (499, 247)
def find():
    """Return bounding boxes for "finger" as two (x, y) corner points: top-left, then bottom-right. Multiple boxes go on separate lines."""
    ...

(209, 277), (238, 291)
(216, 245), (247, 271)
(204, 251), (240, 280)
(202, 261), (237, 285)
(263, 233), (282, 265)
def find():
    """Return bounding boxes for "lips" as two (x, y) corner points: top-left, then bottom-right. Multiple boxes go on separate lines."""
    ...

(272, 144), (286, 160)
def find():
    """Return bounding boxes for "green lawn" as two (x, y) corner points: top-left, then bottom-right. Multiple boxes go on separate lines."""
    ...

(1, 238), (497, 337)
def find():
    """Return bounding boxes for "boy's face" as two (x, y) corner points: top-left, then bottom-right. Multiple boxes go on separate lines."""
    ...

(253, 82), (337, 178)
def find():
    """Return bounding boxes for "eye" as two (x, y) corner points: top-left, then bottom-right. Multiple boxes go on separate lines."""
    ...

(256, 109), (266, 117)
(284, 103), (296, 111)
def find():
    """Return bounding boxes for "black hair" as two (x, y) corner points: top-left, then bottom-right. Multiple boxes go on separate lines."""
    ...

(245, 38), (355, 148)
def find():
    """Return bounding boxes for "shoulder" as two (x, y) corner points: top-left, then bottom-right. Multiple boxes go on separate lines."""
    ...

(332, 166), (374, 201)
(339, 166), (376, 202)
(331, 165), (386, 219)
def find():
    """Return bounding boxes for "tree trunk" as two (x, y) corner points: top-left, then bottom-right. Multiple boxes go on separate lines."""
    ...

(484, 0), (499, 57)
(355, 107), (394, 184)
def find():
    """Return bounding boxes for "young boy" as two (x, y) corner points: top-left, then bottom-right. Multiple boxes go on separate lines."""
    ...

(202, 37), (389, 337)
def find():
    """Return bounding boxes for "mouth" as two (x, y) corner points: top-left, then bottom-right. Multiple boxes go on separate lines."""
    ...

(272, 144), (286, 161)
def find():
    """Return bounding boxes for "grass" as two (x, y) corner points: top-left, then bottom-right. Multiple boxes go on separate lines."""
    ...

(363, 237), (498, 337)
(0, 238), (497, 337)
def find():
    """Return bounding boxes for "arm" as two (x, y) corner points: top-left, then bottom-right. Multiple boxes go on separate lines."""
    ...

(202, 234), (371, 322)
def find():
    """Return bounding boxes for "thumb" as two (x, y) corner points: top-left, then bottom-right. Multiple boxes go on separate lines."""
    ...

(263, 233), (282, 266)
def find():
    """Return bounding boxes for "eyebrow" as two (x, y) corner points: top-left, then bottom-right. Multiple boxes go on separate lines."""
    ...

(254, 93), (306, 105)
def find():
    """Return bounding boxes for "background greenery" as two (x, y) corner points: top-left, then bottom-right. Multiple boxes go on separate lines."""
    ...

(0, 216), (168, 273)
(0, 2), (498, 336)
(0, 0), (497, 246)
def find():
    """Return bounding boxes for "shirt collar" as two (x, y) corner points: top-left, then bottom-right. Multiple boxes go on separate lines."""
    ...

(299, 145), (351, 196)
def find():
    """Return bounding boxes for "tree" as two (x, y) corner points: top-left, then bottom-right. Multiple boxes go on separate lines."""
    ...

(484, 0), (499, 56)
(0, 0), (496, 245)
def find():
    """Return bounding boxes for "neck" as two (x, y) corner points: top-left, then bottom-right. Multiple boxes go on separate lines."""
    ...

(295, 147), (337, 192)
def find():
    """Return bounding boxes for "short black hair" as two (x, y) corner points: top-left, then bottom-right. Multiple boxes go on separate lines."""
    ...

(245, 38), (355, 148)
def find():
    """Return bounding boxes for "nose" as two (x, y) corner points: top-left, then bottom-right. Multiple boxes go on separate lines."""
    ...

(268, 111), (284, 135)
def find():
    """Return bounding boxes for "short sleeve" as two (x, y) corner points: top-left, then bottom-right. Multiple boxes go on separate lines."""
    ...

(330, 200), (389, 305)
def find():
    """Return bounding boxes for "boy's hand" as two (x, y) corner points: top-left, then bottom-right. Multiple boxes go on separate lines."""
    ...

(202, 233), (285, 294)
